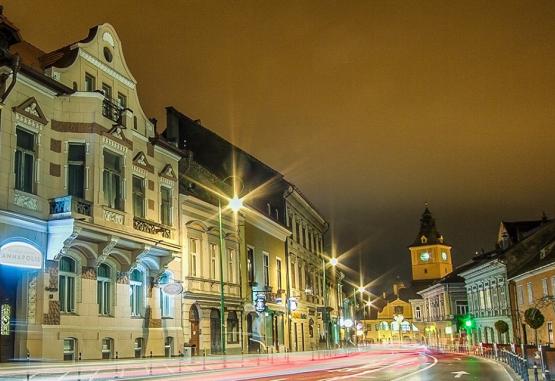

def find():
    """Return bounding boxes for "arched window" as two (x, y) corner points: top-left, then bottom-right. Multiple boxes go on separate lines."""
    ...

(130, 269), (144, 317)
(59, 257), (76, 313)
(415, 306), (422, 320)
(227, 311), (239, 344)
(97, 263), (112, 315)
(159, 271), (173, 318)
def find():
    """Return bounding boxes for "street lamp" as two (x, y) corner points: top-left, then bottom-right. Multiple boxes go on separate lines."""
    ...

(322, 257), (338, 349)
(217, 190), (244, 355)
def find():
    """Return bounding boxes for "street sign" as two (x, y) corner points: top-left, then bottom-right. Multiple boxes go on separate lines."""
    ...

(162, 283), (183, 295)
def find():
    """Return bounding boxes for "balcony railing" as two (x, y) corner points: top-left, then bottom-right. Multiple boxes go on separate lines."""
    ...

(101, 96), (125, 125)
(133, 217), (171, 239)
(49, 195), (92, 217)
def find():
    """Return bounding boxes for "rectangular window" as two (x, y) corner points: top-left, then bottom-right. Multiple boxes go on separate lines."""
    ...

(302, 228), (306, 248)
(189, 238), (198, 277)
(291, 259), (296, 289)
(132, 176), (145, 218)
(160, 187), (172, 225)
(102, 83), (112, 98)
(85, 73), (95, 92)
(228, 249), (235, 283)
(97, 279), (111, 315)
(209, 243), (218, 280)
(543, 278), (549, 297)
(130, 282), (142, 316)
(527, 282), (534, 304)
(549, 322), (554, 344)
(298, 262), (303, 289)
(276, 258), (282, 290)
(14, 128), (35, 194)
(117, 92), (127, 108)
(517, 285), (524, 305)
(59, 275), (75, 313)
(103, 150), (123, 210)
(552, 277), (555, 296)
(295, 223), (300, 244)
(247, 247), (254, 284)
(68, 143), (85, 198)
(160, 289), (171, 318)
(308, 232), (313, 252)
(263, 253), (269, 287)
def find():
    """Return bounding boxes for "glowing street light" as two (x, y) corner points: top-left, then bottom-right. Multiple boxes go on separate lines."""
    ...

(228, 196), (243, 213)
(358, 286), (365, 294)
(330, 257), (338, 267)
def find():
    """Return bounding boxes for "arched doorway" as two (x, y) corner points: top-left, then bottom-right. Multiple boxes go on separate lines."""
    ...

(210, 309), (221, 354)
(189, 305), (200, 355)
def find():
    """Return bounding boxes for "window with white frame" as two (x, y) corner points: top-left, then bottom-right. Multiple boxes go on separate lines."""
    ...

(517, 285), (524, 305)
(291, 259), (296, 289)
(189, 238), (199, 277)
(15, 127), (36, 194)
(527, 282), (534, 304)
(129, 269), (144, 316)
(263, 253), (269, 287)
(227, 248), (235, 283)
(543, 278), (549, 297)
(160, 186), (172, 226)
(276, 258), (282, 291)
(59, 257), (76, 313)
(159, 271), (173, 318)
(247, 247), (254, 284)
(68, 143), (86, 199)
(209, 243), (218, 279)
(132, 175), (145, 218)
(415, 306), (421, 320)
(103, 150), (123, 210)
(97, 264), (111, 315)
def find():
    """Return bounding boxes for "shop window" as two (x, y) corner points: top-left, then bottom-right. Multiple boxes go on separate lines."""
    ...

(63, 338), (77, 361)
(14, 127), (36, 194)
(97, 264), (112, 315)
(159, 271), (173, 318)
(59, 257), (76, 313)
(227, 311), (239, 344)
(129, 269), (144, 316)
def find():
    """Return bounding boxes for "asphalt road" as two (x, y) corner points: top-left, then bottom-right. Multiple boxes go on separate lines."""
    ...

(0, 345), (514, 380)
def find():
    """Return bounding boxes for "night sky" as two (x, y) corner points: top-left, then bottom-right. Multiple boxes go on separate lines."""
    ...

(6, 1), (555, 290)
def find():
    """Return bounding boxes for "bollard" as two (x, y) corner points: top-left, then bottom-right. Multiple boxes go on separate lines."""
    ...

(203, 349), (206, 370)
(257, 348), (260, 366)
(79, 352), (82, 361)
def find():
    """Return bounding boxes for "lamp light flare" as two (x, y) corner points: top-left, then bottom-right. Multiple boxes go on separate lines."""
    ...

(358, 286), (365, 293)
(228, 196), (243, 212)
(330, 258), (338, 266)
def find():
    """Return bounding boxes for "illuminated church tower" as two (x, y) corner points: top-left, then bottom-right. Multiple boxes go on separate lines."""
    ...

(409, 205), (453, 282)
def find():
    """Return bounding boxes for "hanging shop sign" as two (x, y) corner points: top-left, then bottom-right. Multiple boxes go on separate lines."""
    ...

(162, 282), (184, 295)
(343, 319), (354, 328)
(288, 297), (298, 312)
(255, 295), (267, 313)
(0, 242), (42, 269)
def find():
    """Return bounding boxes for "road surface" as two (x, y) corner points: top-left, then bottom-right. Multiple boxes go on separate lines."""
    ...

(0, 345), (514, 380)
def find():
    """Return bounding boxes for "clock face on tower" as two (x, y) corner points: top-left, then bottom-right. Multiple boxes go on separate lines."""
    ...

(420, 252), (430, 262)
(441, 252), (448, 261)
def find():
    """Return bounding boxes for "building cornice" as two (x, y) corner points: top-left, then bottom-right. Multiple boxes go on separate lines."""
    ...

(509, 262), (555, 282)
(244, 207), (291, 242)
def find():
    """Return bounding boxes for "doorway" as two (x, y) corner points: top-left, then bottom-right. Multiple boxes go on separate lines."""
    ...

(210, 309), (221, 354)
(189, 305), (200, 355)
(0, 266), (22, 362)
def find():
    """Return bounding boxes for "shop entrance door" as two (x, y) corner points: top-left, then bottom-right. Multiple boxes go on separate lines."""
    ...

(0, 266), (20, 362)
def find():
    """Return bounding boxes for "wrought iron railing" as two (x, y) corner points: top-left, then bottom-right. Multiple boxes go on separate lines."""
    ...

(101, 96), (125, 125)
(49, 195), (92, 217)
(133, 216), (171, 238)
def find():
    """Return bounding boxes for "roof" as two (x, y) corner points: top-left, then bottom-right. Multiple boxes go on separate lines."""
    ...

(410, 206), (449, 247)
(499, 217), (550, 247)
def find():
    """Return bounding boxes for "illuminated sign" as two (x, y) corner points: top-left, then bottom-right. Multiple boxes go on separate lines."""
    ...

(0, 242), (42, 269)
(288, 297), (298, 311)
(343, 319), (354, 328)
(255, 295), (266, 313)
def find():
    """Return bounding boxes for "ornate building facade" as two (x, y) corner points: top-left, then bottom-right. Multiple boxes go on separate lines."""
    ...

(0, 14), (183, 361)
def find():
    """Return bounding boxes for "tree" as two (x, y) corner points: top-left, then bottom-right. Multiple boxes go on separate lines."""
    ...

(524, 307), (545, 345)
(494, 320), (509, 343)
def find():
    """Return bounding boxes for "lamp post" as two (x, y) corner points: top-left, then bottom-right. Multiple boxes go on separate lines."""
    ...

(217, 195), (243, 355)
(322, 257), (338, 349)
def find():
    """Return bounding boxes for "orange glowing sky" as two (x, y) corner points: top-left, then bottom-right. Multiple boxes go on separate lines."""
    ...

(6, 0), (555, 286)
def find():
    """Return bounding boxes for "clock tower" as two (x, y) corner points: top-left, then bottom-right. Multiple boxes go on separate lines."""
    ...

(409, 206), (453, 282)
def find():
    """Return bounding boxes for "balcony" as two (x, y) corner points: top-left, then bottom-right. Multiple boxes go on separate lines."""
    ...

(49, 195), (92, 218)
(102, 96), (125, 125)
(133, 217), (171, 239)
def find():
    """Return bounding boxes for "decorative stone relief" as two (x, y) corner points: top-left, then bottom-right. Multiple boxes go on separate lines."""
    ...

(117, 271), (129, 284)
(45, 260), (58, 291)
(53, 227), (81, 261)
(103, 209), (124, 224)
(27, 275), (37, 322)
(81, 266), (97, 280)
(14, 191), (39, 211)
